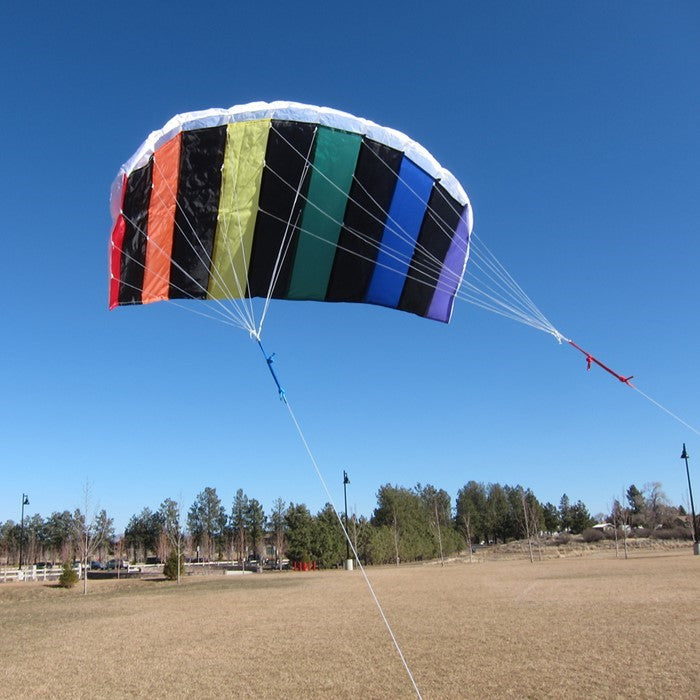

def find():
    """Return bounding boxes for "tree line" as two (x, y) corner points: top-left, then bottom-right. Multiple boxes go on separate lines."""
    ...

(0, 479), (692, 568)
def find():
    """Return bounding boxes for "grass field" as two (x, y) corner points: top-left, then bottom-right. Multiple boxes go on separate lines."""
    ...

(1, 550), (698, 698)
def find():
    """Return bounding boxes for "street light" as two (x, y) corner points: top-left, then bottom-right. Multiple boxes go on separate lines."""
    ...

(680, 444), (699, 555)
(18, 493), (29, 569)
(343, 470), (352, 569)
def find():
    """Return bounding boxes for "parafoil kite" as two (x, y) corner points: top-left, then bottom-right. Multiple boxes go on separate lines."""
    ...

(109, 101), (472, 324)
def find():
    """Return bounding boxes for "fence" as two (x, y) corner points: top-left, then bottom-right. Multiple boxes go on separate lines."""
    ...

(0, 559), (264, 584)
(0, 564), (80, 584)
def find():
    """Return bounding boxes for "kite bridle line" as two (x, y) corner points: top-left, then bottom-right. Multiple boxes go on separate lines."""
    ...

(114, 133), (700, 436)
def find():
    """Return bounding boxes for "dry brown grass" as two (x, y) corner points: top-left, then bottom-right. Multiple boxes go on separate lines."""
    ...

(1, 550), (698, 698)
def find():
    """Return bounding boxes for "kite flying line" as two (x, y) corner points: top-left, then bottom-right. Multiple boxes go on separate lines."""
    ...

(282, 392), (423, 699)
(251, 333), (423, 697)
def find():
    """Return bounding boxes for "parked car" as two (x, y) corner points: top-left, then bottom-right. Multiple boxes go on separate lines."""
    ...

(90, 561), (106, 570)
(106, 559), (128, 570)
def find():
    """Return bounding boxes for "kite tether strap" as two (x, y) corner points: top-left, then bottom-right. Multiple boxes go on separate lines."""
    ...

(568, 340), (634, 385)
(566, 338), (700, 435)
(256, 338), (286, 401)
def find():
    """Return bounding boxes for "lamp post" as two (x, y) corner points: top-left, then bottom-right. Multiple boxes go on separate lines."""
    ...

(18, 493), (29, 569)
(343, 470), (352, 570)
(680, 444), (699, 555)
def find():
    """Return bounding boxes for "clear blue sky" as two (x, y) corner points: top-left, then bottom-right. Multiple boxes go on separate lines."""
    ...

(2, 1), (698, 532)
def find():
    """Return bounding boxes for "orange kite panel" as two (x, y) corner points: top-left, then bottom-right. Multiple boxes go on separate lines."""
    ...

(142, 134), (182, 303)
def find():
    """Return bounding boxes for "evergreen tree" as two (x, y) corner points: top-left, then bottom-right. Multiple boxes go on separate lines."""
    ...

(362, 524), (395, 565)
(93, 510), (115, 561)
(187, 487), (226, 561)
(542, 502), (560, 533)
(568, 500), (594, 534)
(354, 515), (376, 564)
(285, 503), (315, 563)
(626, 484), (645, 514)
(245, 498), (266, 563)
(125, 507), (163, 561)
(23, 514), (45, 565)
(559, 494), (572, 532)
(163, 550), (184, 580)
(486, 483), (510, 543)
(416, 483), (459, 563)
(313, 503), (345, 568)
(456, 481), (487, 544)
(44, 511), (74, 562)
(58, 560), (79, 588)
(0, 521), (21, 565)
(504, 485), (526, 541)
(373, 484), (435, 563)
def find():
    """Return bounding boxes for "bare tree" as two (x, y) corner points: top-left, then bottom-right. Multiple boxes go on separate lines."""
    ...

(432, 495), (445, 567)
(231, 489), (249, 567)
(611, 497), (629, 559)
(521, 491), (543, 563)
(644, 482), (672, 529)
(269, 498), (286, 570)
(114, 534), (126, 580)
(74, 482), (112, 595)
(391, 505), (400, 566)
(462, 512), (474, 563)
(245, 499), (266, 567)
(350, 511), (358, 559)
(521, 492), (535, 563)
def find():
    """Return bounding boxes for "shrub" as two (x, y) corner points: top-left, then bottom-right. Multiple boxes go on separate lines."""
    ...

(58, 561), (78, 588)
(629, 528), (651, 539)
(653, 527), (692, 540)
(581, 528), (604, 543)
(556, 533), (571, 545)
(163, 551), (184, 580)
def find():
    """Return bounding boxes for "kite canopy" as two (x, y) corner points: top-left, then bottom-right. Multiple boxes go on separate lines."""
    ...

(109, 101), (473, 324)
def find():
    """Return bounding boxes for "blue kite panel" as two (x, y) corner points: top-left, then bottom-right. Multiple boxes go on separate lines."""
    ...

(365, 157), (434, 310)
